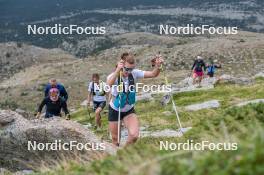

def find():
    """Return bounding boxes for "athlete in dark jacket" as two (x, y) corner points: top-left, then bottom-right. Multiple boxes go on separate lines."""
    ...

(44, 78), (68, 101)
(36, 88), (70, 119)
(191, 56), (206, 86)
(191, 57), (206, 73)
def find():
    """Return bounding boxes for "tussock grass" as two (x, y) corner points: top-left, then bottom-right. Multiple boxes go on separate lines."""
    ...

(35, 79), (264, 175)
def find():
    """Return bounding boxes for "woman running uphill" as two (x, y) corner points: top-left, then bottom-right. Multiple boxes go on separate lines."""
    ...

(107, 52), (163, 146)
(191, 56), (206, 87)
(87, 73), (108, 129)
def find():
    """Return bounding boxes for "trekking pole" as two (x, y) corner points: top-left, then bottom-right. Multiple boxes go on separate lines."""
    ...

(117, 70), (122, 146)
(158, 54), (183, 133)
(87, 105), (92, 120)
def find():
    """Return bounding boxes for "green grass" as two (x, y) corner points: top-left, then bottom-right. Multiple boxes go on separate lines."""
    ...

(35, 79), (264, 175)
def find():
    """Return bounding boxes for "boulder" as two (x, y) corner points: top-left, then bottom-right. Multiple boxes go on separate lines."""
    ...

(140, 128), (192, 138)
(15, 108), (33, 119)
(254, 72), (264, 78)
(219, 74), (253, 85)
(136, 93), (154, 101)
(162, 111), (172, 116)
(176, 77), (217, 88)
(0, 110), (115, 172)
(236, 99), (264, 107)
(176, 77), (193, 88)
(0, 111), (14, 126)
(185, 100), (220, 111)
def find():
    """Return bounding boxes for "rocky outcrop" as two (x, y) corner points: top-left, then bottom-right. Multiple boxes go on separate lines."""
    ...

(185, 100), (220, 111)
(218, 74), (254, 85)
(0, 110), (115, 171)
(236, 99), (264, 107)
(254, 72), (264, 78)
(136, 74), (252, 103)
(140, 128), (192, 138)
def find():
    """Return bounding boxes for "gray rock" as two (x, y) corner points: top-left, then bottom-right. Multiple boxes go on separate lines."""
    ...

(118, 126), (148, 146)
(136, 93), (153, 101)
(254, 72), (264, 78)
(15, 108), (26, 114)
(219, 74), (253, 85)
(236, 99), (264, 107)
(162, 111), (172, 116)
(176, 77), (217, 88)
(140, 128), (192, 138)
(0, 111), (14, 126)
(15, 108), (32, 119)
(185, 100), (220, 111)
(14, 170), (34, 175)
(0, 110), (115, 172)
(176, 77), (193, 88)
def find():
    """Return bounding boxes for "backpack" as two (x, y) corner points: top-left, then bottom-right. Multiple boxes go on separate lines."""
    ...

(207, 65), (215, 73)
(91, 81), (106, 96)
(113, 74), (136, 108)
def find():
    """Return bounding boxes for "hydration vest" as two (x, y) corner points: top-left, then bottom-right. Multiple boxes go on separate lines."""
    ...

(91, 81), (106, 96)
(113, 74), (136, 108)
(207, 65), (215, 73)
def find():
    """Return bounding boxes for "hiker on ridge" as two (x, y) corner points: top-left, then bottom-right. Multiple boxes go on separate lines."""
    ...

(36, 88), (70, 119)
(107, 52), (164, 146)
(206, 58), (222, 78)
(44, 78), (68, 101)
(87, 73), (109, 129)
(191, 56), (206, 87)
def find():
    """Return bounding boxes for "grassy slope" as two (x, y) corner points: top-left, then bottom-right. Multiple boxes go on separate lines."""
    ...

(34, 78), (264, 175)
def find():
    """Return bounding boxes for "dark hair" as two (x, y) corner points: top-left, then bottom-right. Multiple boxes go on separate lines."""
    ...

(92, 73), (99, 79)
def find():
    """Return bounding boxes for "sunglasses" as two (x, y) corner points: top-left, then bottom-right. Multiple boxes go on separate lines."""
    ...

(50, 92), (58, 96)
(123, 67), (134, 73)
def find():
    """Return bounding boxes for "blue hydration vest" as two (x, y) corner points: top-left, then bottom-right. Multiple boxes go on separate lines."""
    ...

(113, 74), (136, 108)
(208, 65), (215, 73)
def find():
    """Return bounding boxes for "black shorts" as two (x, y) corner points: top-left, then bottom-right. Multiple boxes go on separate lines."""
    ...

(207, 72), (214, 77)
(45, 112), (61, 118)
(93, 101), (106, 111)
(108, 105), (135, 122)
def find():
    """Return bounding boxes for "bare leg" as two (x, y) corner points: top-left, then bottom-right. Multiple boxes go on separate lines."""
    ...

(95, 107), (102, 127)
(123, 113), (139, 146)
(193, 75), (197, 85)
(199, 75), (204, 86)
(198, 76), (202, 86)
(109, 121), (119, 146)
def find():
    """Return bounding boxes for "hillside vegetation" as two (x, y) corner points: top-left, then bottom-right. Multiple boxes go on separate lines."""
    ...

(0, 31), (264, 113)
(30, 78), (264, 175)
